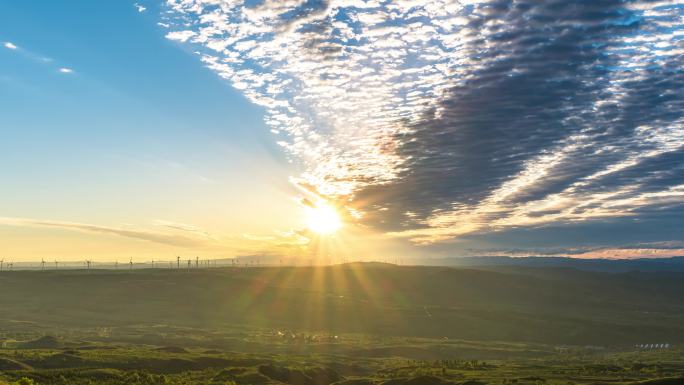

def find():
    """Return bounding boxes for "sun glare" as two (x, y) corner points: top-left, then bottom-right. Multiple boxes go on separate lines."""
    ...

(306, 203), (342, 234)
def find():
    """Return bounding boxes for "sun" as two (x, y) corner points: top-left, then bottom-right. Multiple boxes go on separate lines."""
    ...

(306, 203), (342, 234)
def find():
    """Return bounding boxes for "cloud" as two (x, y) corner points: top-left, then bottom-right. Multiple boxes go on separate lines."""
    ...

(2, 42), (56, 64)
(164, 0), (684, 246)
(456, 240), (684, 259)
(569, 248), (684, 259)
(0, 217), (209, 247)
(4, 43), (73, 75)
(134, 3), (146, 13)
(165, 30), (196, 42)
(485, 244), (684, 260)
(153, 220), (213, 239)
(350, 0), (684, 243)
(0, 216), (316, 258)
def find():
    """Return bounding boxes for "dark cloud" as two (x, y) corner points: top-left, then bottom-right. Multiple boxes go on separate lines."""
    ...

(355, 0), (683, 246)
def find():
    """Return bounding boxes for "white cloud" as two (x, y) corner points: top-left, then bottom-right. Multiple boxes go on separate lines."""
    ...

(58, 67), (74, 74)
(164, 0), (468, 197)
(134, 3), (146, 13)
(4, 42), (17, 50)
(164, 0), (684, 244)
(165, 30), (196, 42)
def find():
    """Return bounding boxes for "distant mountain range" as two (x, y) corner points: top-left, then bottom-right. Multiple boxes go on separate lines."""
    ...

(425, 256), (684, 272)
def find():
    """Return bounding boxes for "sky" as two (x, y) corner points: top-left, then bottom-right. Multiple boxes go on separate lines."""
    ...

(1, 0), (683, 262)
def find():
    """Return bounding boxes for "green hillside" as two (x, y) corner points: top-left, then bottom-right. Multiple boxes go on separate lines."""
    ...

(1, 263), (683, 346)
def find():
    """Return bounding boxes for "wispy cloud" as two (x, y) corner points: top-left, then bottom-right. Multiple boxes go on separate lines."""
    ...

(0, 217), (209, 247)
(481, 242), (684, 260)
(3, 41), (76, 74)
(153, 220), (213, 240)
(164, 0), (684, 246)
(0, 216), (316, 258)
(134, 3), (146, 13)
(569, 248), (684, 259)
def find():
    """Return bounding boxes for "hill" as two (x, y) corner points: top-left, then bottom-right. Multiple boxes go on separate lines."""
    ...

(0, 263), (683, 346)
(422, 256), (684, 272)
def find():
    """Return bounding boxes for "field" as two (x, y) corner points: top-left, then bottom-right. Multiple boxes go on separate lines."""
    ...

(1, 263), (683, 384)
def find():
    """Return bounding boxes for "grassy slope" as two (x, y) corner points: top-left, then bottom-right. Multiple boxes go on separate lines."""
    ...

(1, 263), (683, 345)
(0, 343), (683, 385)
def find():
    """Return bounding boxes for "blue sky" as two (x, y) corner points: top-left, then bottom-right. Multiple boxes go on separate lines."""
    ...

(0, 1), (309, 260)
(1, 0), (683, 261)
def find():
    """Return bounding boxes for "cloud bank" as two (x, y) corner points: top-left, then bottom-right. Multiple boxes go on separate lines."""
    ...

(164, 0), (684, 246)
